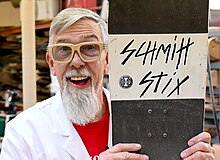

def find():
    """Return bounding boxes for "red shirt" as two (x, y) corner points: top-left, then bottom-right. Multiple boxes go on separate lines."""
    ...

(73, 108), (110, 159)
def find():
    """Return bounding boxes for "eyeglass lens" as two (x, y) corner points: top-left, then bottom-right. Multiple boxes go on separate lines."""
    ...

(52, 43), (101, 62)
(52, 46), (72, 61)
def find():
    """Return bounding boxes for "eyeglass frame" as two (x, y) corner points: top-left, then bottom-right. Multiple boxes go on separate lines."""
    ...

(47, 42), (108, 64)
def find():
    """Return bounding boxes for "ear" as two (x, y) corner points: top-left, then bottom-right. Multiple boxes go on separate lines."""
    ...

(46, 52), (56, 76)
(104, 52), (109, 75)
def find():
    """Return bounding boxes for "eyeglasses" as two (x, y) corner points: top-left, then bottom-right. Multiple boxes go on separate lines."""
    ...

(47, 42), (107, 63)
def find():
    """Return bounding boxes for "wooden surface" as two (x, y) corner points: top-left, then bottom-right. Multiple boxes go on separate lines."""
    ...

(206, 69), (219, 88)
(0, 20), (51, 37)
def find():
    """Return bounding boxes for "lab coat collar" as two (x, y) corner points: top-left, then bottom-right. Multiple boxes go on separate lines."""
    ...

(63, 134), (91, 160)
(49, 91), (90, 159)
(51, 91), (72, 136)
(50, 88), (112, 159)
(103, 88), (113, 148)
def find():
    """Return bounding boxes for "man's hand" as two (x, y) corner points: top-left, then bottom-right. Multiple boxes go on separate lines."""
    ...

(99, 143), (149, 160)
(180, 132), (215, 160)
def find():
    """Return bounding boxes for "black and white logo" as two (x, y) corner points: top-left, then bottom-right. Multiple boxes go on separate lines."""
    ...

(119, 75), (133, 89)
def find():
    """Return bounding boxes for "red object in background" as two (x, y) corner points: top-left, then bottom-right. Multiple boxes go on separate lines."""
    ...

(65, 0), (101, 11)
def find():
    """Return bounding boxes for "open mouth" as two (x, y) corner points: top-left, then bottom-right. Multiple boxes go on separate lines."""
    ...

(67, 76), (91, 86)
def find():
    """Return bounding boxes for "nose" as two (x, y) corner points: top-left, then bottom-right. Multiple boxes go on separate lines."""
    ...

(69, 51), (85, 68)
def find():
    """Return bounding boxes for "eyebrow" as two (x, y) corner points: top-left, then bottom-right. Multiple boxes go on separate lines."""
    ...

(56, 34), (99, 44)
(80, 33), (99, 40)
(56, 38), (70, 43)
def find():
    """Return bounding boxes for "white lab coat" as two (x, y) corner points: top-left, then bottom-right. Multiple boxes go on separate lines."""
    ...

(0, 88), (112, 160)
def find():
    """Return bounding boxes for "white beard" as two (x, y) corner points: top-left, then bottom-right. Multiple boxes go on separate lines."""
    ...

(61, 69), (99, 126)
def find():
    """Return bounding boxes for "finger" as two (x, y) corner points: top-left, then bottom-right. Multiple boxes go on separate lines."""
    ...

(108, 143), (142, 153)
(187, 132), (211, 146)
(182, 151), (215, 160)
(100, 151), (149, 160)
(181, 142), (215, 159)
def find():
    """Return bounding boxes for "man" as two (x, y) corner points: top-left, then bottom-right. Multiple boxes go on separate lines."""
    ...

(0, 8), (215, 160)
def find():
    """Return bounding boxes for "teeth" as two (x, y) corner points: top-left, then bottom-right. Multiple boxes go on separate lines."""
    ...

(70, 76), (89, 81)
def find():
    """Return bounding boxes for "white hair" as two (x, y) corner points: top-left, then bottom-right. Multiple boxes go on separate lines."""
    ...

(61, 69), (99, 125)
(49, 8), (108, 45)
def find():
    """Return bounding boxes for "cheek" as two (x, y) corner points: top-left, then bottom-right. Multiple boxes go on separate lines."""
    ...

(53, 64), (67, 87)
(91, 61), (105, 84)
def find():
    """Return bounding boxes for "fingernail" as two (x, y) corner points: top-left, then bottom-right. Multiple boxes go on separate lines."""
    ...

(188, 140), (194, 146)
(180, 152), (186, 158)
(142, 155), (149, 160)
(134, 144), (141, 149)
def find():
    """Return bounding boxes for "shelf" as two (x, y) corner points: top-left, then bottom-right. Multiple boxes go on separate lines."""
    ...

(205, 111), (220, 120)
(0, 101), (23, 111)
(0, 20), (51, 37)
(209, 26), (220, 37)
(206, 87), (220, 95)
(206, 26), (220, 144)
(211, 61), (220, 69)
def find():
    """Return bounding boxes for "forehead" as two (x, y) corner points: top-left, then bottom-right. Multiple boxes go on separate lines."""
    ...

(54, 19), (103, 44)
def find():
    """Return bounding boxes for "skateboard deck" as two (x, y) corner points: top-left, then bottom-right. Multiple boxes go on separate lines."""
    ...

(108, 0), (209, 159)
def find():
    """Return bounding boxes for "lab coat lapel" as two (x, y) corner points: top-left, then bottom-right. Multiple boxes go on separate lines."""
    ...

(103, 88), (112, 148)
(50, 89), (112, 159)
(51, 91), (91, 160)
(63, 131), (91, 160)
